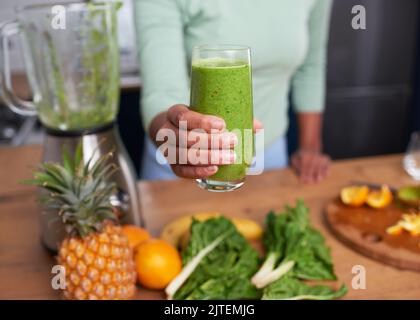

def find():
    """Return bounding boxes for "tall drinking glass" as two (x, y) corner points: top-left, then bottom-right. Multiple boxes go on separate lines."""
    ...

(404, 131), (420, 180)
(190, 45), (254, 192)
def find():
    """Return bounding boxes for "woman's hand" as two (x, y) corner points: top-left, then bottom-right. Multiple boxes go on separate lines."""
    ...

(291, 149), (331, 183)
(149, 104), (241, 179)
(291, 112), (330, 183)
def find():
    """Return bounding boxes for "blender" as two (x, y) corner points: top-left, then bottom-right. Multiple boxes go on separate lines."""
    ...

(0, 1), (142, 251)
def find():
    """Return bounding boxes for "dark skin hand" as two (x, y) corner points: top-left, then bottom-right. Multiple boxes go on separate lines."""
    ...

(149, 104), (263, 179)
(290, 112), (331, 183)
(150, 106), (328, 182)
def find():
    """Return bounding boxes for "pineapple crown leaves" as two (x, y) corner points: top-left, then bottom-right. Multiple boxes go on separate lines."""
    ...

(24, 143), (119, 238)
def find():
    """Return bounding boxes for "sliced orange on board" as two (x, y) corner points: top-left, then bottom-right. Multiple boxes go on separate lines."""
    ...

(387, 213), (420, 236)
(340, 186), (369, 207)
(366, 185), (393, 209)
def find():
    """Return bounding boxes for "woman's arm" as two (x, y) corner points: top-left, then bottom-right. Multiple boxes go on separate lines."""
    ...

(134, 0), (236, 179)
(297, 113), (323, 153)
(291, 0), (333, 183)
(134, 0), (190, 132)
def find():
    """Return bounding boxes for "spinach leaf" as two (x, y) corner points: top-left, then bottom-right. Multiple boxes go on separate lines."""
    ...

(285, 227), (336, 281)
(262, 275), (348, 300)
(253, 200), (337, 288)
(174, 217), (260, 300)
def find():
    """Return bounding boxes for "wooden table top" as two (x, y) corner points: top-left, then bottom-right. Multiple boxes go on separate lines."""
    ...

(1, 144), (419, 300)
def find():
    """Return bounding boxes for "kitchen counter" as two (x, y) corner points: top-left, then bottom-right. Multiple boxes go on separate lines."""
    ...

(1, 144), (419, 299)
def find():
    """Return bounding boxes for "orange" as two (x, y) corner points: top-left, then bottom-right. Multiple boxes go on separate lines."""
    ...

(135, 239), (182, 290)
(366, 185), (393, 209)
(121, 225), (150, 249)
(340, 186), (369, 207)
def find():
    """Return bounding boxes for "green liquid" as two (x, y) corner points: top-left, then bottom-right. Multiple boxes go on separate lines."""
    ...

(190, 59), (254, 182)
(37, 3), (120, 131)
(38, 104), (117, 131)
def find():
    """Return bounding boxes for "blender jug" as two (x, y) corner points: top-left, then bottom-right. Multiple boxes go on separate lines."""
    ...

(0, 1), (142, 251)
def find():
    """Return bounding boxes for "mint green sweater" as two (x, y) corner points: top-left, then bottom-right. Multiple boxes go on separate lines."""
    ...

(134, 0), (332, 147)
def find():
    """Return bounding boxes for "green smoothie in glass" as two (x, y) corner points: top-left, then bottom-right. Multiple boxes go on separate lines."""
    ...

(190, 45), (254, 192)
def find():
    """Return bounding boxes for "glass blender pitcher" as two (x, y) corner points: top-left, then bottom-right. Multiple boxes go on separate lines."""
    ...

(0, 1), (142, 251)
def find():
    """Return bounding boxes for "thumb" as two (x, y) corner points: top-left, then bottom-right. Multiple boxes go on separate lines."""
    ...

(253, 119), (263, 132)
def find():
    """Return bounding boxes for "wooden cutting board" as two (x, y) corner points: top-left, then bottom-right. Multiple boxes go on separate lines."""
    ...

(325, 199), (420, 271)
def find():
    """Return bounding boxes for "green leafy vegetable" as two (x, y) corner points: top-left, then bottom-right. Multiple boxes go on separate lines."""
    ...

(165, 233), (227, 300)
(252, 200), (336, 289)
(262, 275), (348, 300)
(170, 217), (260, 300)
(167, 201), (346, 301)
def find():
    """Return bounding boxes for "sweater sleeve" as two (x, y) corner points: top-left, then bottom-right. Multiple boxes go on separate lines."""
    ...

(133, 0), (189, 130)
(292, 0), (332, 113)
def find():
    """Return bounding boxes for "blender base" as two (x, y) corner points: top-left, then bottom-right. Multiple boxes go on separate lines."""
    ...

(40, 122), (142, 252)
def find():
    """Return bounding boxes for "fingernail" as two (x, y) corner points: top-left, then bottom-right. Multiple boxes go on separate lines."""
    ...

(208, 166), (218, 173)
(211, 118), (226, 130)
(222, 133), (238, 148)
(230, 134), (238, 146)
(220, 151), (235, 164)
(229, 151), (236, 164)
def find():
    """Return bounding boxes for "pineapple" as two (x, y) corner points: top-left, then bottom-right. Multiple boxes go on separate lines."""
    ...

(30, 145), (137, 300)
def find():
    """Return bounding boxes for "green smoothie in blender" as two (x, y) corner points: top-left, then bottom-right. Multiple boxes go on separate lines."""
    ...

(36, 2), (121, 131)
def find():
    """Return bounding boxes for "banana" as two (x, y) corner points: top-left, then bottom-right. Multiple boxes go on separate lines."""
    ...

(179, 230), (191, 250)
(231, 217), (263, 241)
(160, 212), (220, 248)
(160, 212), (263, 249)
